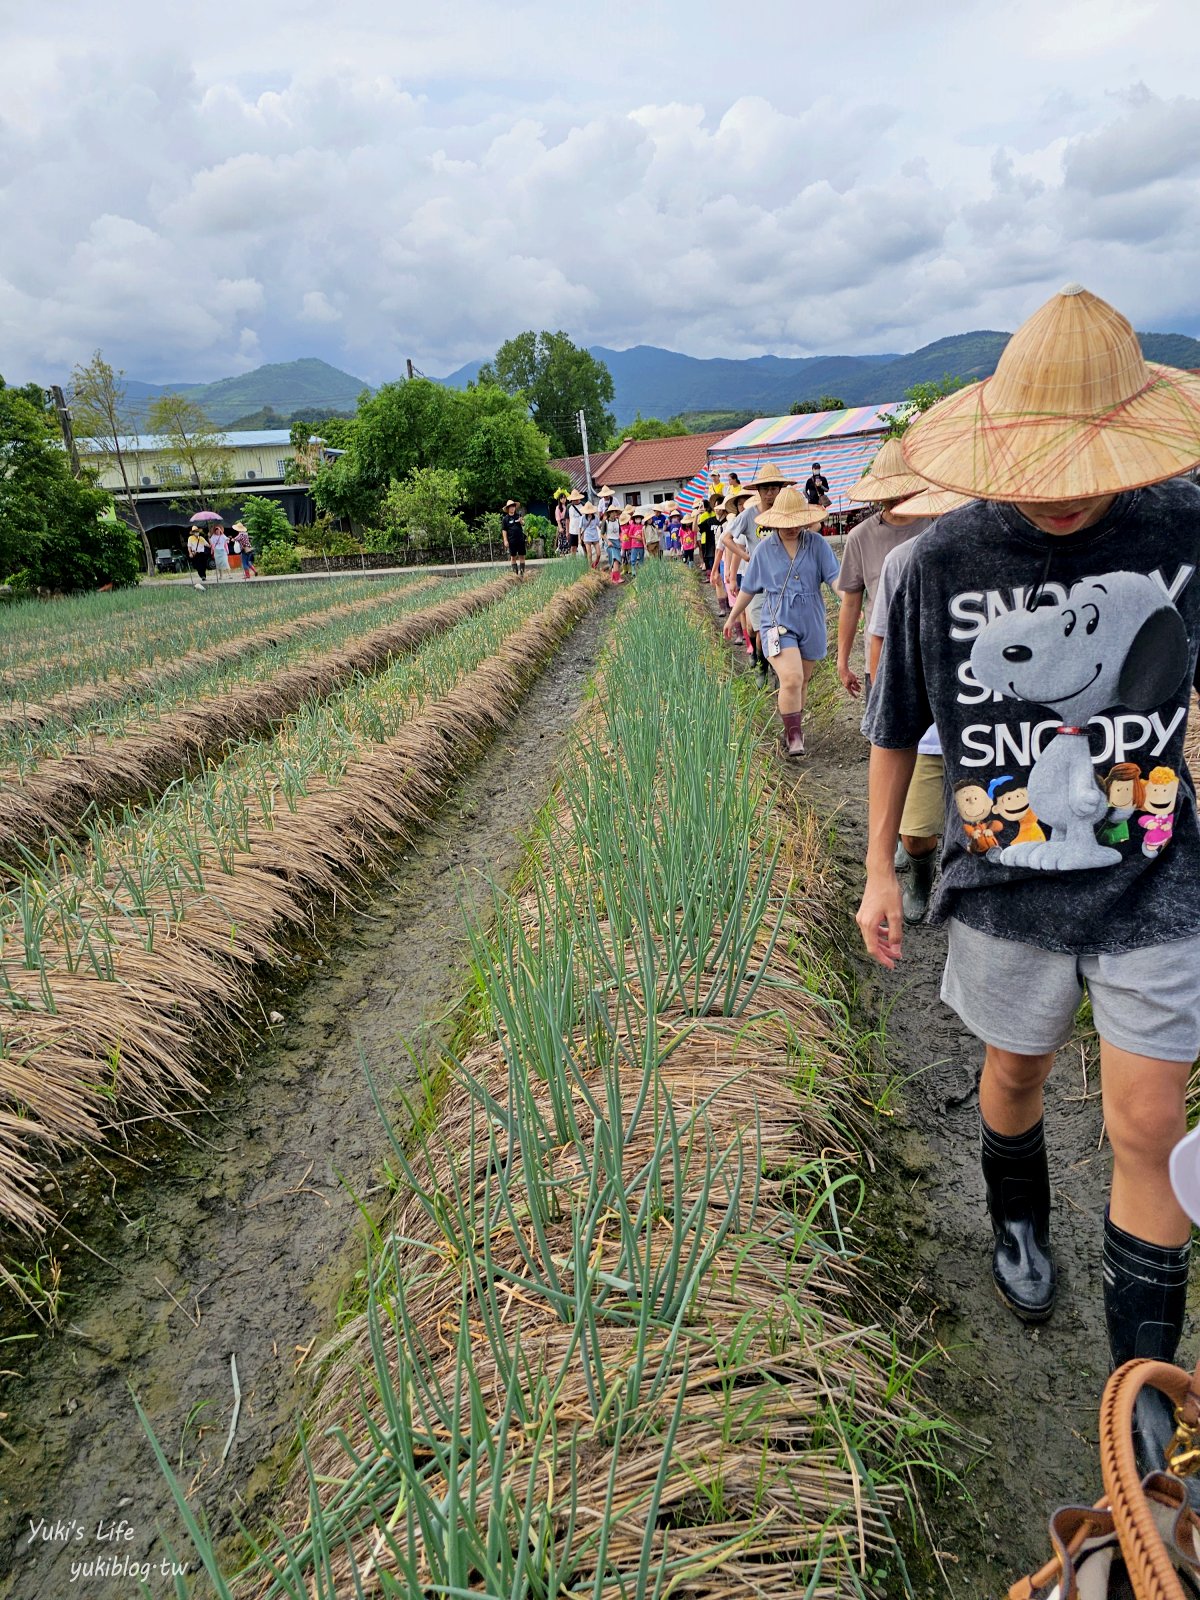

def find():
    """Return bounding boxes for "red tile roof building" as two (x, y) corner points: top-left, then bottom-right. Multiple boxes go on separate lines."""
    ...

(549, 431), (727, 504)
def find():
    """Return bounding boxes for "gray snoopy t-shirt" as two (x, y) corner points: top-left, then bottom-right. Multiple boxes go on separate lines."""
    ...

(865, 479), (1200, 954)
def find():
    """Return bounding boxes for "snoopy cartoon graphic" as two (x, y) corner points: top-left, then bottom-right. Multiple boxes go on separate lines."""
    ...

(968, 571), (1188, 871)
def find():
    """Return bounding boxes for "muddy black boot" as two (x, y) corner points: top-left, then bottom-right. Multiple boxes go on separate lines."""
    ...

(901, 847), (936, 924)
(894, 839), (909, 873)
(981, 1116), (1057, 1322)
(1104, 1214), (1192, 1485)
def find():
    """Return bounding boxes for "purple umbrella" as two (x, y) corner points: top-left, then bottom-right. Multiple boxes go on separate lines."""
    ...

(189, 510), (223, 523)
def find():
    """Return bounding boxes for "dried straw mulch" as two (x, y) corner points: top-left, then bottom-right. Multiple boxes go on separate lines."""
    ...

(261, 587), (924, 1598)
(0, 573), (606, 1240)
(0, 578), (510, 860)
(0, 579), (441, 739)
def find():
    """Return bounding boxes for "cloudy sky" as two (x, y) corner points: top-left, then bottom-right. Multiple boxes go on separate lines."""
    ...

(2, 0), (1198, 387)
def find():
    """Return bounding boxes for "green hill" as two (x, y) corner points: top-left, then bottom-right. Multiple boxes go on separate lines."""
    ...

(181, 359), (369, 426)
(121, 359), (371, 429)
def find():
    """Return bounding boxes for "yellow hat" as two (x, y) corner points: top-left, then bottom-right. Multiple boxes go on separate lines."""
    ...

(754, 485), (829, 530)
(846, 437), (932, 504)
(901, 283), (1200, 500)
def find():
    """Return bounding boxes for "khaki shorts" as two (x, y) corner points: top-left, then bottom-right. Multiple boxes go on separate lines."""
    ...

(900, 753), (945, 840)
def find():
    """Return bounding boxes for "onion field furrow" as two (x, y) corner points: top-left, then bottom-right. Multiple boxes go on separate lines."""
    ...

(0, 572), (434, 700)
(223, 564), (939, 1600)
(0, 575), (512, 855)
(0, 575), (443, 745)
(0, 570), (606, 1243)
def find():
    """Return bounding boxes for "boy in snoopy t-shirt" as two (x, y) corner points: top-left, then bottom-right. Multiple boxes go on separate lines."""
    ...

(860, 283), (1200, 1489)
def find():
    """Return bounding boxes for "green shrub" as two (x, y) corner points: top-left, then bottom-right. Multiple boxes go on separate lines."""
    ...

(240, 495), (295, 548)
(524, 513), (552, 542)
(94, 516), (143, 588)
(257, 539), (302, 576)
(2, 569), (35, 598)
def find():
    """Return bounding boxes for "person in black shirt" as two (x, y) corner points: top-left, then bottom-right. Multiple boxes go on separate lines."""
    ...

(803, 463), (830, 505)
(500, 499), (526, 576)
(860, 283), (1200, 1484)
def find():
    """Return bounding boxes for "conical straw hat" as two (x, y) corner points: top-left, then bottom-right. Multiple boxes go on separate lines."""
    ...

(902, 284), (1200, 499)
(597, 484), (615, 496)
(890, 487), (974, 521)
(846, 437), (932, 503)
(743, 461), (795, 490)
(754, 485), (829, 531)
(581, 502), (597, 514)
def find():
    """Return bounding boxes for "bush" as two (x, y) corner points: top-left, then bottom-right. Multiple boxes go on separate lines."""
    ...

(2, 569), (35, 599)
(257, 539), (302, 576)
(240, 495), (295, 548)
(93, 516), (143, 588)
(376, 467), (467, 554)
(524, 513), (552, 542)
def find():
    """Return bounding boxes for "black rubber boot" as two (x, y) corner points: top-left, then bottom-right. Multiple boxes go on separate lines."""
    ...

(901, 847), (936, 924)
(1104, 1213), (1192, 1484)
(981, 1116), (1057, 1322)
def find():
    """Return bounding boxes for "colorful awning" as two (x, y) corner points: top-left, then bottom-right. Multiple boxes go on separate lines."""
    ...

(708, 404), (901, 511)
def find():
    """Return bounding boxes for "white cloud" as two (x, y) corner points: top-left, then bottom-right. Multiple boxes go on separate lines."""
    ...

(0, 1), (1198, 387)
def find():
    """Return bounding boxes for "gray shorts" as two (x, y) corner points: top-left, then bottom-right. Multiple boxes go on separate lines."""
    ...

(941, 917), (1200, 1061)
(747, 593), (765, 630)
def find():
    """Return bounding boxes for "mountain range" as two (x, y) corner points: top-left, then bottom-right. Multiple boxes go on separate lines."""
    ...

(115, 328), (1200, 434)
(442, 331), (1200, 425)
(120, 358), (370, 428)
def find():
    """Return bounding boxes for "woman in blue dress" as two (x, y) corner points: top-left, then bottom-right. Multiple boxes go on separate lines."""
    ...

(722, 486), (837, 758)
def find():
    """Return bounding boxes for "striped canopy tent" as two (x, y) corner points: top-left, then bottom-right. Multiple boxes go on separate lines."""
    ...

(674, 468), (711, 513)
(707, 403), (904, 511)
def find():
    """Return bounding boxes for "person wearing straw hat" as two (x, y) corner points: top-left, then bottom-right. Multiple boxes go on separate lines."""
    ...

(553, 488), (570, 555)
(579, 501), (603, 568)
(742, 465), (796, 678)
(862, 490), (974, 922)
(723, 486), (838, 757)
(566, 489), (584, 556)
(596, 484), (616, 521)
(718, 486), (756, 640)
(185, 519), (212, 590)
(836, 438), (933, 701)
(603, 504), (623, 579)
(230, 521), (257, 579)
(500, 498), (527, 577)
(644, 504), (664, 560)
(859, 283), (1200, 1479)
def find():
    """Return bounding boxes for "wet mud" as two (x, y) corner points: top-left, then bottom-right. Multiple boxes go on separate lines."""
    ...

(0, 590), (616, 1600)
(800, 689), (1198, 1596)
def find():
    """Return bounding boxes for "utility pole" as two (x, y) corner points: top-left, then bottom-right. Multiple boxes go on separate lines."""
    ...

(49, 385), (81, 477)
(578, 408), (595, 502)
(406, 358), (415, 381)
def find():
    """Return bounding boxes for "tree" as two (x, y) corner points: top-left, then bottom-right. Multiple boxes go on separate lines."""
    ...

(479, 332), (615, 458)
(144, 393), (232, 510)
(310, 378), (564, 526)
(458, 405), (565, 514)
(377, 468), (467, 562)
(0, 378), (139, 592)
(604, 413), (678, 449)
(789, 394), (846, 415)
(239, 495), (295, 548)
(69, 350), (153, 574)
(880, 375), (969, 438)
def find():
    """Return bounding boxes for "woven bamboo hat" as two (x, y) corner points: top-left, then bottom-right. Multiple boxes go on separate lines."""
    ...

(597, 484), (615, 497)
(890, 487), (974, 521)
(567, 489), (584, 502)
(902, 284), (1200, 499)
(847, 437), (931, 504)
(754, 485), (829, 530)
(743, 462), (795, 490)
(503, 499), (519, 509)
(721, 486), (752, 510)
(581, 501), (597, 514)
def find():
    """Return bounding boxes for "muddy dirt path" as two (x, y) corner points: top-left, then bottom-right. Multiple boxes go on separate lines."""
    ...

(798, 687), (1200, 1596)
(0, 591), (616, 1600)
